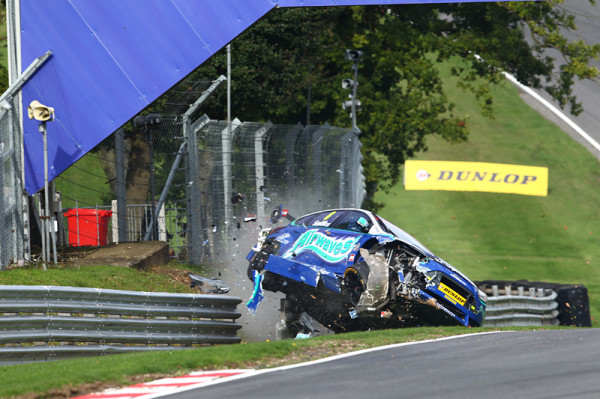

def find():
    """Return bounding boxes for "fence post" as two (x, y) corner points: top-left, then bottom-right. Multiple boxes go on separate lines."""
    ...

(349, 127), (364, 207)
(111, 200), (118, 243)
(254, 122), (273, 221)
(339, 129), (353, 208)
(115, 126), (127, 243)
(182, 76), (225, 263)
(311, 124), (328, 204)
(222, 118), (241, 231)
(286, 123), (303, 197)
(158, 203), (166, 241)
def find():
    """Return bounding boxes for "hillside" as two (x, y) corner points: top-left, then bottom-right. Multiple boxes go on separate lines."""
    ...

(376, 62), (600, 326)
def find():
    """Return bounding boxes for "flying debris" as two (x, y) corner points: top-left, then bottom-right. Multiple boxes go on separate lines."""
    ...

(188, 272), (230, 294)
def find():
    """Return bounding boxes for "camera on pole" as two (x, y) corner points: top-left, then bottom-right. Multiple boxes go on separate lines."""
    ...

(341, 49), (363, 128)
(344, 50), (363, 62)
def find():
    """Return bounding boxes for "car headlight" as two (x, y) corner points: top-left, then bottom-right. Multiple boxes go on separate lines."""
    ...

(478, 288), (488, 303)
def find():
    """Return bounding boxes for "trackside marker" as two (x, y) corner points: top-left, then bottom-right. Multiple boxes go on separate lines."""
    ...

(70, 370), (251, 399)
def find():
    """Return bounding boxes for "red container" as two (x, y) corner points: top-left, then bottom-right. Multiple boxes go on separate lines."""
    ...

(63, 208), (112, 246)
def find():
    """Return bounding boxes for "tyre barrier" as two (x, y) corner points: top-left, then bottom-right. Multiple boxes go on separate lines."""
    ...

(477, 280), (591, 327)
(0, 285), (242, 365)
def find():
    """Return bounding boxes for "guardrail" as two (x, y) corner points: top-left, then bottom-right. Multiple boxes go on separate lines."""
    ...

(478, 280), (591, 327)
(481, 284), (559, 327)
(0, 285), (242, 365)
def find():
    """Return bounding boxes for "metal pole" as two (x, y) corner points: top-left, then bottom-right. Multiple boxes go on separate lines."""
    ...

(254, 122), (273, 221)
(352, 61), (358, 129)
(306, 68), (312, 126)
(149, 125), (157, 241)
(225, 44), (232, 227)
(38, 196), (46, 270)
(41, 122), (49, 269)
(115, 127), (127, 242)
(143, 141), (187, 242)
(50, 182), (57, 264)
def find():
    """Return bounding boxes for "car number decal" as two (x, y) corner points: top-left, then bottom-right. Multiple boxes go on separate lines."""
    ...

(438, 282), (466, 306)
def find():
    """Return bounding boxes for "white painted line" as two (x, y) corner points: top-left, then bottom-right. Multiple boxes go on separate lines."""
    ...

(143, 330), (512, 398)
(503, 71), (600, 153)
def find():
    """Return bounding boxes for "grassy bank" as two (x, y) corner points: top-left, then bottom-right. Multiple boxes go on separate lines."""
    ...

(376, 62), (600, 326)
(0, 263), (203, 293)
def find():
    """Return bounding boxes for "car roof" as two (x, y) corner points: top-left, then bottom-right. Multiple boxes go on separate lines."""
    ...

(292, 208), (433, 255)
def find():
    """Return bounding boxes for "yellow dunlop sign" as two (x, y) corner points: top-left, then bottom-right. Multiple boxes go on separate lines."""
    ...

(404, 160), (548, 197)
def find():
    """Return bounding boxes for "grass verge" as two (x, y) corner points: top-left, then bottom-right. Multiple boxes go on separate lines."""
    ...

(376, 60), (600, 325)
(0, 262), (204, 293)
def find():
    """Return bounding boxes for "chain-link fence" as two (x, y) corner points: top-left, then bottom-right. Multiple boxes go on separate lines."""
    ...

(49, 115), (364, 265)
(0, 96), (25, 269)
(53, 115), (190, 259)
(188, 118), (365, 264)
(0, 77), (365, 268)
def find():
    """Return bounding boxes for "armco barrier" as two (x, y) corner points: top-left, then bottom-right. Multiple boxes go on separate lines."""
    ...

(477, 280), (591, 327)
(0, 285), (242, 365)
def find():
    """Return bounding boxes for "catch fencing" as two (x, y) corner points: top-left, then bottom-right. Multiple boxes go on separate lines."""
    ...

(0, 76), (365, 269)
(0, 285), (242, 364)
(0, 85), (26, 269)
(188, 119), (365, 263)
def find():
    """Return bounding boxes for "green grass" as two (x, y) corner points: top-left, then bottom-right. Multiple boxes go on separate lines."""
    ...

(376, 62), (600, 325)
(0, 262), (203, 293)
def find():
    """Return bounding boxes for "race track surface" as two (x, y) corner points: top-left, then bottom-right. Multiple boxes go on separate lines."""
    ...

(164, 329), (600, 399)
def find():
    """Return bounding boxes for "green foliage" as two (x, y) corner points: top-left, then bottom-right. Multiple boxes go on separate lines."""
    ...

(177, 2), (599, 208)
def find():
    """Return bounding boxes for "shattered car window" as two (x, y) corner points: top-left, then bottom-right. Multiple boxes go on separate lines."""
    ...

(294, 210), (373, 233)
(377, 215), (433, 255)
(294, 210), (340, 228)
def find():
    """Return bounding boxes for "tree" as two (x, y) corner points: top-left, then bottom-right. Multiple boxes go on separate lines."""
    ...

(160, 1), (600, 210)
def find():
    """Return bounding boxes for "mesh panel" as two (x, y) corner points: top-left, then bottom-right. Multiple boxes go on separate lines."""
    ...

(0, 103), (21, 269)
(5, 79), (364, 266)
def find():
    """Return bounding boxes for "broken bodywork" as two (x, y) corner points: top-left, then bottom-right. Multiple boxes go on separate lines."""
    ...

(246, 208), (486, 335)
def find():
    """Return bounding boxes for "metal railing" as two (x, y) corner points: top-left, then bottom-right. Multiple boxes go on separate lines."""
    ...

(0, 285), (242, 364)
(482, 284), (559, 327)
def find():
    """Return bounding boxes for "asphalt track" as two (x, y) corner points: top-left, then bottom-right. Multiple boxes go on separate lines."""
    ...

(520, 0), (600, 160)
(161, 329), (600, 399)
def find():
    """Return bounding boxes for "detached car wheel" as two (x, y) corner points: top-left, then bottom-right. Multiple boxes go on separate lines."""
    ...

(343, 262), (369, 306)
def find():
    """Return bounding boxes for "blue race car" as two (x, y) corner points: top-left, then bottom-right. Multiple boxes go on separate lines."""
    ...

(247, 208), (486, 334)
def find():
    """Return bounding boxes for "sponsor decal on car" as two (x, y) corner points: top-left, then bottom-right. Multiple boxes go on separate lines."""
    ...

(282, 230), (358, 263)
(438, 282), (466, 306)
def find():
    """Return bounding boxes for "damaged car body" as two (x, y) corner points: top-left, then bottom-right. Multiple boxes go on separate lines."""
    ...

(246, 208), (487, 334)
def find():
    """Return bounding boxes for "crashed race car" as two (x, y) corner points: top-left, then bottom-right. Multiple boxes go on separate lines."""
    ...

(246, 207), (486, 334)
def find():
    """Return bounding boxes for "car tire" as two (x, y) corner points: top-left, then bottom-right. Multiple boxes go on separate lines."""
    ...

(343, 261), (370, 306)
